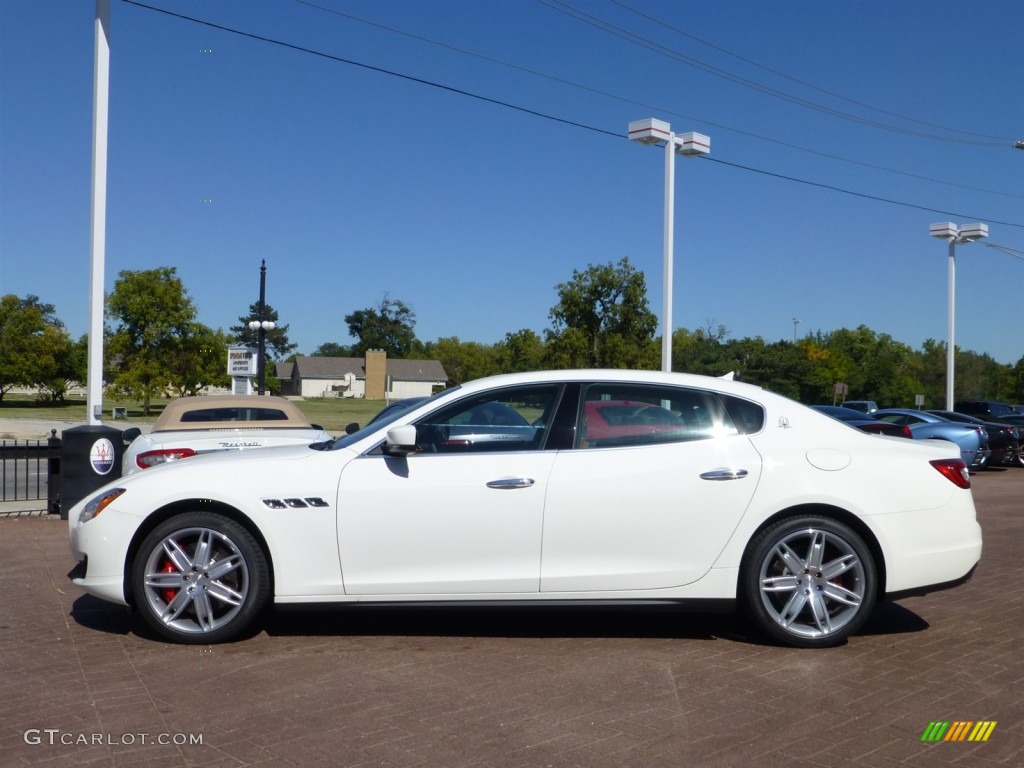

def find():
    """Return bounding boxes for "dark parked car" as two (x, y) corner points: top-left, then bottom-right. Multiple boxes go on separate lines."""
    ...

(929, 410), (1021, 467)
(811, 406), (911, 438)
(954, 400), (1024, 427)
(954, 400), (1014, 419)
(954, 401), (1024, 443)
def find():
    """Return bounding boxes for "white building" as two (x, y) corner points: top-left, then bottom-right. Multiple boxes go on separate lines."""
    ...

(278, 350), (447, 400)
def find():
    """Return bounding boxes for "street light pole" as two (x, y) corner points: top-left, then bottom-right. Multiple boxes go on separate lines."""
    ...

(929, 222), (988, 410)
(87, 0), (111, 424)
(628, 119), (710, 372)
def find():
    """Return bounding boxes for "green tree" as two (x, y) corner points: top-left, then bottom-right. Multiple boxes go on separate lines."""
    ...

(494, 329), (547, 373)
(311, 342), (353, 357)
(168, 325), (232, 396)
(673, 323), (731, 376)
(345, 296), (421, 358)
(422, 337), (498, 385)
(1010, 356), (1024, 404)
(32, 328), (86, 401)
(548, 257), (658, 368)
(106, 267), (201, 413)
(918, 338), (948, 408)
(718, 337), (814, 401)
(231, 302), (297, 378)
(820, 326), (923, 408)
(0, 294), (77, 402)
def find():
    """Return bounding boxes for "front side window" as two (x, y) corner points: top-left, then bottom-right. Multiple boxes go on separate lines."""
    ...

(413, 385), (561, 453)
(577, 383), (763, 448)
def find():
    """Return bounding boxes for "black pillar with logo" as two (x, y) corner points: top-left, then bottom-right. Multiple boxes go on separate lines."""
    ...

(59, 425), (125, 519)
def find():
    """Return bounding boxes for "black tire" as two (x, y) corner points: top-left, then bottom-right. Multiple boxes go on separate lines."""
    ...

(131, 512), (270, 644)
(741, 515), (876, 648)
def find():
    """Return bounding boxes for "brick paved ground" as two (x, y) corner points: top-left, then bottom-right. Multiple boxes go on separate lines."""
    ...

(2, 470), (1021, 768)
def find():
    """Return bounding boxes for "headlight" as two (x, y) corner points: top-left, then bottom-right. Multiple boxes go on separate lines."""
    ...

(79, 488), (127, 523)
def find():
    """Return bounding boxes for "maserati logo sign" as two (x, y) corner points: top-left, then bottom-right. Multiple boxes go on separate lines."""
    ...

(90, 438), (116, 475)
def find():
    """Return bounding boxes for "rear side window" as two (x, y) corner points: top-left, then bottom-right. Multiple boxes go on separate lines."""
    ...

(577, 384), (763, 448)
(721, 394), (765, 435)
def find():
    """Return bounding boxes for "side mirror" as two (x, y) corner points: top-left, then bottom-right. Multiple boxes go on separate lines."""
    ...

(122, 427), (142, 444)
(383, 425), (419, 456)
(345, 422), (360, 435)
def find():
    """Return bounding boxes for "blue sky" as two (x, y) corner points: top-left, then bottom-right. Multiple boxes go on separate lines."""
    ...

(2, 0), (1022, 365)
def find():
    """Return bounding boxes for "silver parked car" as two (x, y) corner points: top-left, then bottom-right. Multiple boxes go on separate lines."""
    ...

(872, 409), (990, 469)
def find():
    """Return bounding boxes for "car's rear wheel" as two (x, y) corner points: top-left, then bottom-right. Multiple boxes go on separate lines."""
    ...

(131, 512), (270, 644)
(741, 516), (876, 648)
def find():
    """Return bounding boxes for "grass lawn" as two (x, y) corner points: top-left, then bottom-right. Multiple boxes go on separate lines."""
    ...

(0, 393), (395, 435)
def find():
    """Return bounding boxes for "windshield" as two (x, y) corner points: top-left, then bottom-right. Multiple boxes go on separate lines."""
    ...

(324, 388), (458, 451)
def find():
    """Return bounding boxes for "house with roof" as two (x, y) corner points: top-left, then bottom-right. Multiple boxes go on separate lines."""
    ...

(277, 350), (447, 399)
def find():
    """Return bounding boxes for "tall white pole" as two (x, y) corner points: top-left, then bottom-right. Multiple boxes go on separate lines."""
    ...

(662, 133), (676, 373)
(87, 0), (111, 424)
(946, 239), (956, 411)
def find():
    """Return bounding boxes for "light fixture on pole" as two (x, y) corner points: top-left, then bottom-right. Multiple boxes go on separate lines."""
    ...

(929, 222), (988, 410)
(628, 118), (710, 373)
(248, 260), (276, 396)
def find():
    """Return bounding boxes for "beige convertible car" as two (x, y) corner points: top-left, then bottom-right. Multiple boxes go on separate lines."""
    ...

(121, 395), (331, 474)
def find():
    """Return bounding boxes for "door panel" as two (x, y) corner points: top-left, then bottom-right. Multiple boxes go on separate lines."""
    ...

(337, 452), (556, 594)
(540, 437), (761, 592)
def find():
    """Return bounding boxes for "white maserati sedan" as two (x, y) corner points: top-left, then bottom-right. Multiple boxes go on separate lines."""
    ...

(68, 370), (982, 648)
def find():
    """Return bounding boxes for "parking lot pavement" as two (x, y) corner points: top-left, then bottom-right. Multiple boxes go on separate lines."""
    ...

(2, 472), (1022, 768)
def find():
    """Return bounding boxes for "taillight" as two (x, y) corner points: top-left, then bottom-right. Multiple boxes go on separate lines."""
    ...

(136, 448), (197, 469)
(901, 426), (912, 438)
(930, 458), (971, 489)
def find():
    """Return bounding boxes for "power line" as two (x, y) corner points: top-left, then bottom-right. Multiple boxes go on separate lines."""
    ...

(540, 0), (1011, 148)
(122, 0), (620, 139)
(982, 242), (1024, 261)
(703, 157), (1024, 230)
(609, 0), (1017, 144)
(120, 0), (1024, 230)
(292, 0), (1024, 200)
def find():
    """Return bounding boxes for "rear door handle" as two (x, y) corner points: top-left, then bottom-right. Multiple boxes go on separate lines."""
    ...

(486, 478), (535, 490)
(699, 468), (749, 481)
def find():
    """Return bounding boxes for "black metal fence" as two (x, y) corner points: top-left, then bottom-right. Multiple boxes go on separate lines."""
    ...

(0, 435), (60, 513)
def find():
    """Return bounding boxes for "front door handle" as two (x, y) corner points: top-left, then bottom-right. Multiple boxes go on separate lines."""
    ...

(699, 468), (749, 481)
(486, 478), (535, 490)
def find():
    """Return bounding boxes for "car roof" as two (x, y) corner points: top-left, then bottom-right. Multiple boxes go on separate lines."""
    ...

(454, 369), (765, 398)
(150, 395), (314, 433)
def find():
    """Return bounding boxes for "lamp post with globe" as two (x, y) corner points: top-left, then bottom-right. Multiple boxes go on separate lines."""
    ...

(248, 260), (277, 396)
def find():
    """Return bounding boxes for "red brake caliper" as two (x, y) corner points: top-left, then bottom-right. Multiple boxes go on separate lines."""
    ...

(160, 561), (178, 604)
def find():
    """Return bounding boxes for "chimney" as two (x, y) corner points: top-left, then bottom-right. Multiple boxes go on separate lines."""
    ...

(364, 349), (387, 399)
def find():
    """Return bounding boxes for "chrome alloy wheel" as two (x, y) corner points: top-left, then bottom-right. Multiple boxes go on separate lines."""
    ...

(140, 525), (251, 636)
(752, 521), (873, 645)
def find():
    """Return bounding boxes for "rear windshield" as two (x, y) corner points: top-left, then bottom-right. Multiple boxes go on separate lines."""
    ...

(180, 407), (290, 423)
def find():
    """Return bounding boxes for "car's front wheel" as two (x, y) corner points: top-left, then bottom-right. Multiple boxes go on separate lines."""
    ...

(131, 512), (270, 644)
(741, 516), (876, 648)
